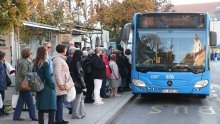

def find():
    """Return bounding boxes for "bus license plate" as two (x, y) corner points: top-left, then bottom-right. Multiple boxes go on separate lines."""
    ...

(162, 89), (178, 93)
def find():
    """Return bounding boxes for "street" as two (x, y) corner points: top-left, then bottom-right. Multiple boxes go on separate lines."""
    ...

(112, 61), (220, 124)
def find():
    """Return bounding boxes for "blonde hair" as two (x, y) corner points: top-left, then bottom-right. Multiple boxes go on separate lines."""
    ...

(95, 47), (102, 54)
(69, 41), (75, 45)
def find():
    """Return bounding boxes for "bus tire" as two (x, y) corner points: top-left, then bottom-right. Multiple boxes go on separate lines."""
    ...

(198, 95), (207, 99)
(141, 94), (148, 97)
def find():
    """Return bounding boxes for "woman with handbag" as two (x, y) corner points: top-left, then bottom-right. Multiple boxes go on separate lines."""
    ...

(52, 44), (74, 124)
(33, 46), (56, 124)
(13, 48), (37, 121)
(0, 51), (9, 117)
(69, 50), (86, 119)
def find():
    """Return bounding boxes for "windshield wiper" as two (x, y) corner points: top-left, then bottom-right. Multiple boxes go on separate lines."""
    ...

(171, 64), (204, 73)
(136, 65), (168, 73)
(171, 64), (193, 71)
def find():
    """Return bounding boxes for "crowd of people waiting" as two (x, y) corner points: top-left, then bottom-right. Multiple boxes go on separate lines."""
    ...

(0, 41), (132, 124)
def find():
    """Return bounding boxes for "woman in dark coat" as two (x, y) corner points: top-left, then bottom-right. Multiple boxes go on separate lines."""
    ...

(84, 50), (95, 103)
(33, 46), (56, 124)
(116, 51), (131, 92)
(91, 47), (106, 105)
(69, 50), (86, 119)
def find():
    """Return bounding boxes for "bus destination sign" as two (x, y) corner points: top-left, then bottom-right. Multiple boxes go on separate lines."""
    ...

(138, 13), (205, 28)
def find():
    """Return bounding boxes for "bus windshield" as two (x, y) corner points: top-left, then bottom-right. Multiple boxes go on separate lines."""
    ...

(136, 29), (206, 73)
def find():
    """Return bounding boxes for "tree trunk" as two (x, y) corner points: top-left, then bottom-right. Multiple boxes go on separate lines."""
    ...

(89, 36), (92, 49)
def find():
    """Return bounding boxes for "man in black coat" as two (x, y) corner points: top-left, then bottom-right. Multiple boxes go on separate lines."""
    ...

(116, 51), (131, 92)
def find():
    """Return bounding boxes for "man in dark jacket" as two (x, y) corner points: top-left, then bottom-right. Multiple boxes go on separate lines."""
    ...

(116, 51), (131, 92)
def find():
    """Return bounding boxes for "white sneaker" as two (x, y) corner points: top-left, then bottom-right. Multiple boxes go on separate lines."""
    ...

(93, 101), (104, 105)
(99, 100), (105, 104)
(115, 94), (121, 97)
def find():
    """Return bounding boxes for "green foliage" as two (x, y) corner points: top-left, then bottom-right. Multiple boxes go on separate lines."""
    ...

(20, 26), (50, 44)
(20, 0), (76, 43)
(0, 0), (29, 34)
(90, 0), (173, 41)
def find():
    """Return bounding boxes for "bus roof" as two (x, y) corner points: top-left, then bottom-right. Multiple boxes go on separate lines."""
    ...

(136, 12), (208, 16)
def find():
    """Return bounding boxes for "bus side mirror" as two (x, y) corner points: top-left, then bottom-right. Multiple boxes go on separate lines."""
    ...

(210, 31), (217, 46)
(121, 23), (132, 42)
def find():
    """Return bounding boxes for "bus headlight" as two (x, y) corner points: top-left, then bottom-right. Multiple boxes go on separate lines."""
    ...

(194, 80), (208, 88)
(133, 79), (146, 87)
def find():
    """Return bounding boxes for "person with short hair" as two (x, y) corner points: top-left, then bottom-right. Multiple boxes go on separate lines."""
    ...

(91, 47), (106, 105)
(84, 49), (95, 103)
(43, 42), (53, 77)
(13, 48), (37, 121)
(116, 50), (131, 92)
(52, 44), (74, 124)
(109, 54), (121, 97)
(66, 47), (79, 66)
(0, 51), (8, 117)
(66, 41), (75, 56)
(124, 49), (132, 91)
(68, 41), (75, 48)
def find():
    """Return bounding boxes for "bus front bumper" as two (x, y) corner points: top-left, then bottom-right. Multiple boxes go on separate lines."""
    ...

(132, 84), (210, 95)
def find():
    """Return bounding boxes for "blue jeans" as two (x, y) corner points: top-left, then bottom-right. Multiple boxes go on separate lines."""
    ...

(56, 95), (65, 123)
(13, 91), (36, 119)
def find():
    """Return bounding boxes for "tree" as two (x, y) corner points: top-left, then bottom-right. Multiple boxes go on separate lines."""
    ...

(20, 0), (76, 43)
(89, 0), (173, 41)
(154, 0), (173, 12)
(0, 0), (29, 34)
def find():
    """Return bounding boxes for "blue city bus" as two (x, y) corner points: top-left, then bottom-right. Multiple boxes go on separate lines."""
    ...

(122, 13), (217, 98)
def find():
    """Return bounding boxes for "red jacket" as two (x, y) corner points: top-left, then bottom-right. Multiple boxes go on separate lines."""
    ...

(102, 54), (111, 78)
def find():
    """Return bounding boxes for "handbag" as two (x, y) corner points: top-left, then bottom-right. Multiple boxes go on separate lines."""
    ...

(6, 74), (12, 86)
(26, 72), (44, 92)
(66, 85), (76, 102)
(20, 77), (30, 91)
(3, 63), (12, 86)
(64, 76), (74, 90)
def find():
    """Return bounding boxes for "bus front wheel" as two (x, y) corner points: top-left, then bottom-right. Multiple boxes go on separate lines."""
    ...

(198, 95), (207, 99)
(141, 94), (148, 97)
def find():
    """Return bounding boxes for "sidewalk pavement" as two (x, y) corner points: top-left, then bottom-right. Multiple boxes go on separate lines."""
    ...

(0, 91), (135, 124)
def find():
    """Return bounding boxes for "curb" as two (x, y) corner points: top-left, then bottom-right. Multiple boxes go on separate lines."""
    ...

(95, 93), (137, 124)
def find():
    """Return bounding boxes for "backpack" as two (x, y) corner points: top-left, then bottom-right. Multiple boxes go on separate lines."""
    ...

(25, 72), (44, 92)
(82, 58), (92, 74)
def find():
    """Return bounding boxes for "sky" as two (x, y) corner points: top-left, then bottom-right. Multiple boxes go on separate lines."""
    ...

(170, 0), (220, 5)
